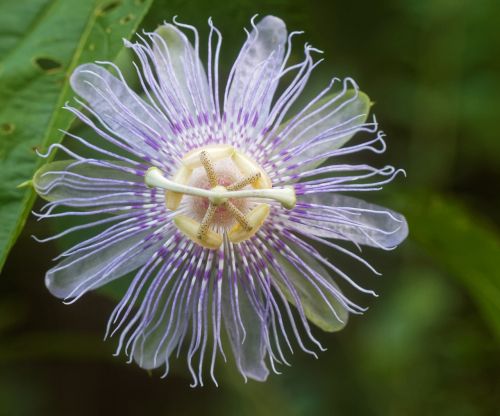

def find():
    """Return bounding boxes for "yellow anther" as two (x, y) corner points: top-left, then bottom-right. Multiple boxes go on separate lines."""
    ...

(231, 151), (272, 189)
(199, 150), (218, 188)
(228, 204), (270, 243)
(197, 203), (217, 240)
(224, 201), (252, 231)
(226, 172), (261, 191)
(182, 144), (235, 169)
(165, 165), (192, 210)
(174, 215), (223, 250)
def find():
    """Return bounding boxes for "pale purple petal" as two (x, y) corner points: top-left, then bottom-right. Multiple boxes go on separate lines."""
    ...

(33, 16), (408, 387)
(225, 16), (287, 133)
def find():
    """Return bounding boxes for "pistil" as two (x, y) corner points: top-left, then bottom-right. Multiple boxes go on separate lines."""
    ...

(145, 167), (296, 209)
(144, 145), (296, 249)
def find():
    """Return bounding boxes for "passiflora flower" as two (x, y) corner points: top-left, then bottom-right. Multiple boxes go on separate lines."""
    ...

(33, 15), (408, 386)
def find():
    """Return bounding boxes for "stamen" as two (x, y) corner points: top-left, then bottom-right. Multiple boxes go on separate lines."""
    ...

(165, 165), (192, 210)
(199, 151), (218, 188)
(197, 202), (217, 240)
(228, 204), (270, 243)
(182, 144), (235, 169)
(174, 215), (223, 250)
(232, 151), (272, 189)
(226, 172), (261, 191)
(224, 201), (252, 231)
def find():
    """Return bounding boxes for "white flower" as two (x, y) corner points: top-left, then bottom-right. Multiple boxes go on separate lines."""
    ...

(33, 15), (408, 386)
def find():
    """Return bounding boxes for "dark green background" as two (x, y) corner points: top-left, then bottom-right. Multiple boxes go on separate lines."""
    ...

(1, 0), (499, 415)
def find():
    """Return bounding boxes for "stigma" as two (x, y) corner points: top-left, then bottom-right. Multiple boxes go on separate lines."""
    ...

(144, 144), (296, 249)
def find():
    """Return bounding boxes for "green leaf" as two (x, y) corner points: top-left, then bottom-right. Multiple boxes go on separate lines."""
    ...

(405, 194), (500, 341)
(0, 0), (153, 272)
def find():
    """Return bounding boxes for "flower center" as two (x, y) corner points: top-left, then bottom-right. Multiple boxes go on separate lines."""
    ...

(144, 144), (296, 250)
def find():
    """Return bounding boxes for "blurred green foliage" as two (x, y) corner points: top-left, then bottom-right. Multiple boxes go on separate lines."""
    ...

(0, 0), (499, 415)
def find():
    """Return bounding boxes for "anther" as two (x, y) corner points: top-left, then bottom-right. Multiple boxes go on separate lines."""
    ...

(199, 150), (218, 188)
(226, 172), (261, 191)
(182, 144), (235, 169)
(224, 201), (252, 231)
(228, 204), (270, 243)
(165, 165), (192, 210)
(174, 215), (223, 250)
(232, 151), (272, 189)
(197, 202), (217, 240)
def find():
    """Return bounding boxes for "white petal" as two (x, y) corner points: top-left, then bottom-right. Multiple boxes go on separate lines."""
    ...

(271, 239), (349, 332)
(33, 160), (140, 203)
(222, 273), (269, 381)
(225, 16), (287, 124)
(46, 227), (164, 299)
(70, 63), (166, 146)
(132, 273), (186, 370)
(279, 87), (371, 171)
(292, 193), (409, 249)
(153, 24), (212, 115)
